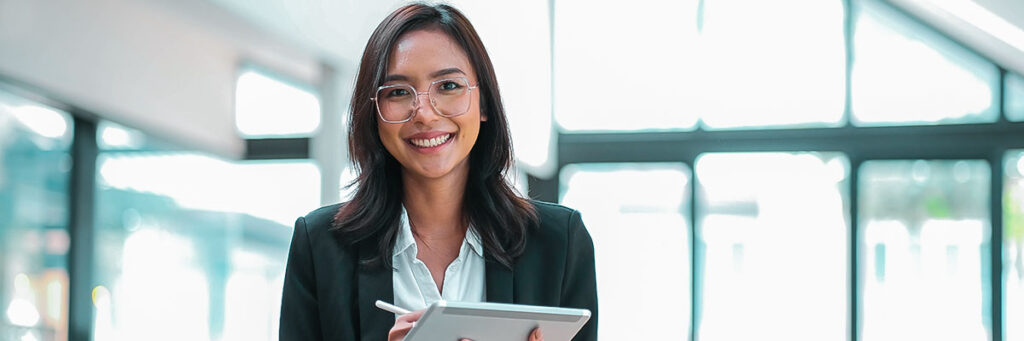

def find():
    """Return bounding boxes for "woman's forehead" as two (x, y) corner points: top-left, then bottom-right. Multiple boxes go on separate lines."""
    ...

(386, 29), (474, 80)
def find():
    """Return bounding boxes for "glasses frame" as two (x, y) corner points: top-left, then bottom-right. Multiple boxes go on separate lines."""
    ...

(371, 76), (479, 124)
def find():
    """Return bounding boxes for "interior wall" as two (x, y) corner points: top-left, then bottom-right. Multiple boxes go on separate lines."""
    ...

(0, 0), (320, 159)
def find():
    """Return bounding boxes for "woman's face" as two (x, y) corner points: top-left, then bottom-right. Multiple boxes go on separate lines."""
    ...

(377, 28), (485, 181)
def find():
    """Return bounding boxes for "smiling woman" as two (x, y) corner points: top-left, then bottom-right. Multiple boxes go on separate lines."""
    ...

(373, 29), (483, 181)
(278, 3), (598, 341)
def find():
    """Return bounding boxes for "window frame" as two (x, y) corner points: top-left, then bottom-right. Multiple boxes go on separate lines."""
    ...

(532, 0), (1023, 340)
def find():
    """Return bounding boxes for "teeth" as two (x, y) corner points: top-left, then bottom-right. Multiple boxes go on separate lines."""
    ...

(410, 134), (451, 148)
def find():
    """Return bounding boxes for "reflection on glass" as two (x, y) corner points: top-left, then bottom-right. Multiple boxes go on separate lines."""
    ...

(696, 153), (848, 340)
(1006, 151), (1024, 341)
(860, 160), (990, 341)
(1008, 73), (1024, 122)
(852, 0), (998, 126)
(554, 0), (700, 132)
(0, 87), (72, 341)
(698, 0), (845, 129)
(94, 149), (319, 341)
(235, 69), (321, 137)
(559, 163), (691, 340)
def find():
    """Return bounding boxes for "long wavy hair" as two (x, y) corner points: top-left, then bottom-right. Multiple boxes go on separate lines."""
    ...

(332, 3), (537, 269)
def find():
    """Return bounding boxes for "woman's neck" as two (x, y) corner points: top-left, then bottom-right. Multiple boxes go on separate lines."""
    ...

(401, 165), (469, 241)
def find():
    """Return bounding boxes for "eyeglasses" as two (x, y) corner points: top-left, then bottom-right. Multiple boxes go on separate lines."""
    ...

(372, 77), (479, 123)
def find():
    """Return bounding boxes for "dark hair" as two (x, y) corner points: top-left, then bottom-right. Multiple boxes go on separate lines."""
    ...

(332, 3), (537, 269)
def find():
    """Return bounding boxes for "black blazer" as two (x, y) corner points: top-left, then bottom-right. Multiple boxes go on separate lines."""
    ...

(279, 200), (598, 341)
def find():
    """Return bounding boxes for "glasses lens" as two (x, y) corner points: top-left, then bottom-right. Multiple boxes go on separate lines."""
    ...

(430, 78), (471, 117)
(376, 85), (415, 121)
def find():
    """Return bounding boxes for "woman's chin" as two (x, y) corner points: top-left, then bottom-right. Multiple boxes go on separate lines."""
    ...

(404, 164), (454, 180)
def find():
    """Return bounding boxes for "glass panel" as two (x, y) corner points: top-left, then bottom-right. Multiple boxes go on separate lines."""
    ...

(852, 0), (999, 126)
(554, 0), (701, 132)
(235, 69), (321, 137)
(1008, 73), (1024, 122)
(0, 87), (72, 341)
(696, 152), (849, 340)
(559, 163), (691, 340)
(859, 160), (990, 340)
(698, 0), (845, 129)
(1006, 151), (1024, 341)
(94, 149), (320, 341)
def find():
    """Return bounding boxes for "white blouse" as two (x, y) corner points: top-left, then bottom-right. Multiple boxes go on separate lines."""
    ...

(392, 206), (486, 315)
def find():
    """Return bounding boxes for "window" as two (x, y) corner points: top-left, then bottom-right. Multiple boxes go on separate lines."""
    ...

(554, 0), (701, 132)
(559, 163), (691, 340)
(1008, 72), (1024, 122)
(1006, 151), (1024, 341)
(859, 160), (991, 340)
(555, 0), (845, 132)
(235, 68), (321, 138)
(851, 0), (999, 126)
(0, 87), (72, 341)
(93, 133), (319, 341)
(696, 152), (848, 340)
(698, 0), (845, 129)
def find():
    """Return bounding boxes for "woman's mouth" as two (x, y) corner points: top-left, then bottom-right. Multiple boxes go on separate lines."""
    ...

(407, 133), (454, 151)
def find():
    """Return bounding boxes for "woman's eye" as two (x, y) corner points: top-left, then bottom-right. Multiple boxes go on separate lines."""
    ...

(439, 81), (461, 91)
(387, 88), (410, 97)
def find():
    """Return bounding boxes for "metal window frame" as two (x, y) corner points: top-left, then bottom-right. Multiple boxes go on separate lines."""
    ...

(535, 0), (1019, 340)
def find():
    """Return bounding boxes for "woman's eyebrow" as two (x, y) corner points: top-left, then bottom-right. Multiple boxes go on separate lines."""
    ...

(429, 68), (465, 78)
(383, 68), (465, 83)
(383, 74), (409, 83)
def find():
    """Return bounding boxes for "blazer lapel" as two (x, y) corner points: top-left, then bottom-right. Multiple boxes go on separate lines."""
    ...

(485, 256), (514, 303)
(356, 240), (394, 341)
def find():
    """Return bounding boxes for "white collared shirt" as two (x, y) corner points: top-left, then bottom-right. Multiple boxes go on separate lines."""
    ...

(392, 206), (486, 314)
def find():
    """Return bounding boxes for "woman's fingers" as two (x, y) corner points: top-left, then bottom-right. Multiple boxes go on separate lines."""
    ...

(529, 327), (543, 341)
(457, 327), (540, 341)
(387, 309), (427, 341)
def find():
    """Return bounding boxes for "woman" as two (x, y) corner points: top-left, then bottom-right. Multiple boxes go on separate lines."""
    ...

(279, 3), (597, 341)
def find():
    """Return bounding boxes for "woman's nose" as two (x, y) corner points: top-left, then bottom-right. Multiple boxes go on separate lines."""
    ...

(412, 93), (441, 120)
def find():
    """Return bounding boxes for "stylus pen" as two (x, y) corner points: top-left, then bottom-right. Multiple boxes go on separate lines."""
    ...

(375, 300), (412, 315)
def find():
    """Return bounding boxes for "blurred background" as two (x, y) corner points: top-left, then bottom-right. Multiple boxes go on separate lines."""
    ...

(1, 0), (1023, 340)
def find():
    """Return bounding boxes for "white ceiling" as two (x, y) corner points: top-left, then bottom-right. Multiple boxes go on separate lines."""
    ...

(888, 0), (1024, 76)
(973, 0), (1024, 32)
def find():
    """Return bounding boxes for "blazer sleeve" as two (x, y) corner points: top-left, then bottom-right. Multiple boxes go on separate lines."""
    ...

(279, 216), (324, 341)
(563, 210), (599, 341)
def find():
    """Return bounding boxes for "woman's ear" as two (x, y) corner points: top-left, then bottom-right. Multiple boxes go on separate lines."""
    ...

(481, 113), (488, 122)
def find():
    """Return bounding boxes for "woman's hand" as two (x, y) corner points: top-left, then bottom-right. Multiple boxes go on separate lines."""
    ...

(387, 309), (426, 341)
(459, 327), (543, 341)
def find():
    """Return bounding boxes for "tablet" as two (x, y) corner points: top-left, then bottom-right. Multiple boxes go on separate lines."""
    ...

(404, 300), (591, 341)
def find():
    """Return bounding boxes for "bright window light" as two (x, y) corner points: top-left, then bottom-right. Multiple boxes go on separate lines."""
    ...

(235, 70), (321, 137)
(859, 160), (991, 340)
(1004, 150), (1024, 341)
(698, 0), (846, 129)
(98, 153), (321, 226)
(98, 121), (146, 150)
(560, 163), (691, 341)
(554, 0), (701, 132)
(1, 87), (73, 150)
(852, 0), (998, 125)
(696, 152), (848, 341)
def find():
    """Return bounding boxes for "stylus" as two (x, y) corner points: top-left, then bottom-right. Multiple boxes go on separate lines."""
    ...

(375, 300), (412, 315)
